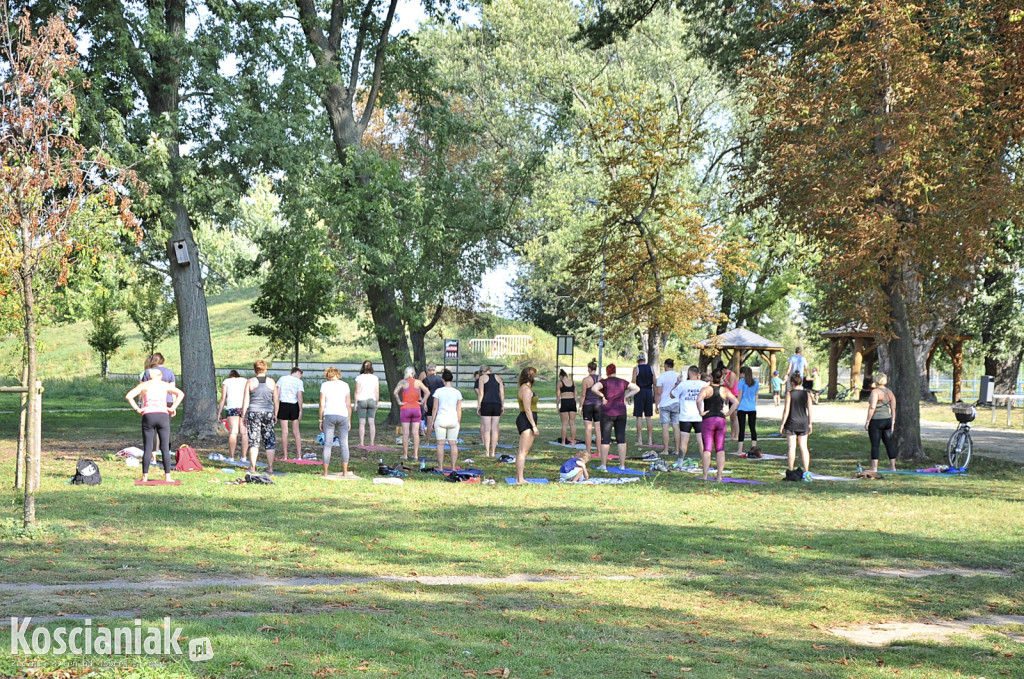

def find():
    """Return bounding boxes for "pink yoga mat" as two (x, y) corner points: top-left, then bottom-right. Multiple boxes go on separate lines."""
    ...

(134, 479), (182, 486)
(279, 459), (322, 465)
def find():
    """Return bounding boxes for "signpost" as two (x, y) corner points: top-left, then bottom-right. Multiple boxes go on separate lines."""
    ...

(556, 335), (575, 386)
(444, 339), (460, 388)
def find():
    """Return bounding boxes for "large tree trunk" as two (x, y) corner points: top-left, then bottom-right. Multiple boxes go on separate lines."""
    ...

(21, 269), (39, 527)
(150, 0), (219, 438)
(715, 294), (733, 335)
(410, 329), (427, 374)
(367, 281), (413, 425)
(986, 353), (1023, 403)
(913, 333), (938, 404)
(886, 266), (926, 460)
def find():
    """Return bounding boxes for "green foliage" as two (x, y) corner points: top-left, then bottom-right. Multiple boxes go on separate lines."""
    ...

(85, 293), (126, 377)
(125, 275), (178, 357)
(248, 219), (341, 365)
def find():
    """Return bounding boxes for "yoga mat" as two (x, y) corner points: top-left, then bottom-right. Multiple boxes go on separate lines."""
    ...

(640, 444), (665, 449)
(505, 478), (549, 485)
(548, 441), (587, 450)
(810, 474), (858, 482)
(460, 429), (480, 435)
(135, 479), (182, 486)
(213, 458), (268, 469)
(278, 458), (321, 465)
(730, 452), (787, 460)
(359, 445), (399, 452)
(718, 477), (763, 485)
(879, 469), (967, 476)
(320, 473), (362, 481)
(601, 467), (651, 476)
(564, 477), (639, 485)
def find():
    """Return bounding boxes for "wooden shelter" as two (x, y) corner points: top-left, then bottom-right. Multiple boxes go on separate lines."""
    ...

(822, 324), (969, 401)
(694, 327), (784, 376)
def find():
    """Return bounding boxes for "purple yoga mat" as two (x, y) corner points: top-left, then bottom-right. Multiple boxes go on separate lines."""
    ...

(696, 476), (763, 485)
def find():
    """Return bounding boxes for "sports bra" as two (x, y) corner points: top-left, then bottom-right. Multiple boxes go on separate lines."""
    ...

(560, 379), (575, 395)
(702, 386), (726, 420)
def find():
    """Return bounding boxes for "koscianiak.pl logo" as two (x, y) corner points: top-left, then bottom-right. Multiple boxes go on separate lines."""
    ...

(10, 617), (214, 662)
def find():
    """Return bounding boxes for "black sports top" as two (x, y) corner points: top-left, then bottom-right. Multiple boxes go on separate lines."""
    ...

(560, 379), (576, 395)
(481, 374), (502, 405)
(702, 386), (726, 420)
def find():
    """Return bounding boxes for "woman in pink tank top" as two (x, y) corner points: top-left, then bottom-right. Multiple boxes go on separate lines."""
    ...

(126, 368), (185, 483)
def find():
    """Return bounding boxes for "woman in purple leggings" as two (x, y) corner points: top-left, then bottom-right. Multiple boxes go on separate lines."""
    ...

(696, 367), (738, 482)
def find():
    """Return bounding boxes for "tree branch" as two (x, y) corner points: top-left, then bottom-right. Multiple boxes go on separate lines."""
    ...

(295, 0), (329, 58)
(328, 0), (346, 51)
(358, 0), (399, 130)
(349, 0), (376, 98)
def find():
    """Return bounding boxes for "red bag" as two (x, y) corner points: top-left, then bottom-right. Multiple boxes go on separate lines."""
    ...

(174, 445), (204, 472)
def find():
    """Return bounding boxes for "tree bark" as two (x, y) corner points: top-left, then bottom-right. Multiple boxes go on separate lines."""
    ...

(21, 269), (39, 527)
(986, 353), (1023, 403)
(647, 326), (661, 374)
(149, 0), (220, 438)
(410, 304), (444, 374)
(15, 360), (27, 490)
(366, 281), (413, 425)
(886, 266), (926, 460)
(715, 294), (733, 335)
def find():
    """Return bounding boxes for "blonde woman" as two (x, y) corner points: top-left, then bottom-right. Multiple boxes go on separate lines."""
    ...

(865, 373), (897, 472)
(475, 364), (505, 457)
(217, 369), (248, 459)
(354, 360), (380, 447)
(319, 366), (354, 477)
(126, 368), (185, 483)
(393, 367), (430, 462)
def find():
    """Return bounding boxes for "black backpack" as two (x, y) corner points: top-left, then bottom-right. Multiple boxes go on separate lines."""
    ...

(244, 472), (274, 484)
(71, 459), (101, 486)
(783, 468), (804, 482)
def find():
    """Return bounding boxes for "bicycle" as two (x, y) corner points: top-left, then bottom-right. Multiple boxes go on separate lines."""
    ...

(947, 402), (976, 469)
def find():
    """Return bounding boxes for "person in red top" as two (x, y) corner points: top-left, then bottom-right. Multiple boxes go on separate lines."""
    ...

(590, 364), (640, 471)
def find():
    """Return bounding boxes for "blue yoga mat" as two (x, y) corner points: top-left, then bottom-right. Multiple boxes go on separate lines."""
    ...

(443, 468), (483, 476)
(505, 478), (549, 485)
(601, 467), (651, 476)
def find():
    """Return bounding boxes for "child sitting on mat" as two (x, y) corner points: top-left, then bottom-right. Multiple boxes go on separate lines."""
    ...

(559, 454), (590, 483)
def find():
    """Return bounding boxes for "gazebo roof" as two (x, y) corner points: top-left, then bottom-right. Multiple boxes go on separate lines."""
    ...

(695, 327), (784, 352)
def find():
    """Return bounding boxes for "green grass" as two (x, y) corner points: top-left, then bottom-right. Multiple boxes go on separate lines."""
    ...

(1, 390), (1023, 678)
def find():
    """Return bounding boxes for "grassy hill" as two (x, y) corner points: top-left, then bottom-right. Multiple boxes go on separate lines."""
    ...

(0, 286), (581, 382)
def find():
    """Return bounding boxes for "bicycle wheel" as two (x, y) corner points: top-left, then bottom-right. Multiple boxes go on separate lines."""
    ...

(947, 429), (972, 469)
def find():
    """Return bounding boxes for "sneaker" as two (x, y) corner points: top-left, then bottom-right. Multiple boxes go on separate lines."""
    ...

(641, 451), (660, 462)
(595, 465), (608, 472)
(802, 471), (813, 482)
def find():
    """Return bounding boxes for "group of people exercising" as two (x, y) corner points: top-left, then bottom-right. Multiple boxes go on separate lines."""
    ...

(124, 350), (899, 485)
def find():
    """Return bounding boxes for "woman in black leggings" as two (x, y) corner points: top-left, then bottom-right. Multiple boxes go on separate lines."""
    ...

(865, 372), (897, 471)
(126, 368), (185, 482)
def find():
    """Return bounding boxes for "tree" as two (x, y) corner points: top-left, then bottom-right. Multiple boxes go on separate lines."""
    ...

(126, 274), (177, 357)
(248, 220), (341, 366)
(741, 0), (1023, 458)
(19, 0), (244, 437)
(86, 294), (126, 377)
(570, 86), (729, 369)
(0, 7), (142, 526)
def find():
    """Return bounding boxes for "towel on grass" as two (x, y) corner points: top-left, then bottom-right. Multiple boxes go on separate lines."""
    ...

(600, 467), (651, 476)
(504, 478), (549, 485)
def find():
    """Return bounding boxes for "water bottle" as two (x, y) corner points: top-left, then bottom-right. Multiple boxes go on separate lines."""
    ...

(420, 459), (426, 471)
(857, 462), (863, 474)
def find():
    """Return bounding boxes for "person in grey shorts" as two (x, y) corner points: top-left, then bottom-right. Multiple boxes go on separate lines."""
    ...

(654, 358), (681, 456)
(319, 366), (355, 477)
(241, 359), (278, 473)
(354, 360), (380, 447)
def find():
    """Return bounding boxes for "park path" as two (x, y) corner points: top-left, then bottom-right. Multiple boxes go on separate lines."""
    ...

(778, 402), (1024, 464)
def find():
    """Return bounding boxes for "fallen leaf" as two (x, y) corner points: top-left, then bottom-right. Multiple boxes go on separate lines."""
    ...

(257, 625), (277, 632)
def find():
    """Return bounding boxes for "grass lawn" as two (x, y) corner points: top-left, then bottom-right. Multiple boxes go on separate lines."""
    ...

(1, 389), (1022, 678)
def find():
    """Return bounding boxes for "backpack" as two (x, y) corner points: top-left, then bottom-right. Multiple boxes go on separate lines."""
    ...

(496, 453), (516, 464)
(244, 472), (273, 484)
(783, 468), (803, 482)
(446, 470), (478, 483)
(71, 459), (101, 486)
(174, 445), (204, 472)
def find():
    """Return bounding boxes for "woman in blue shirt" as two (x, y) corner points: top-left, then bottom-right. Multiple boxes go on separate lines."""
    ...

(736, 366), (760, 455)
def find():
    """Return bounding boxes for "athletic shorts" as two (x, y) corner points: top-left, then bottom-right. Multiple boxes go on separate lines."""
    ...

(659, 403), (680, 426)
(560, 469), (584, 482)
(601, 413), (627, 444)
(278, 402), (301, 421)
(479, 402), (502, 417)
(516, 411), (538, 434)
(225, 407), (242, 418)
(633, 388), (654, 417)
(356, 398), (378, 419)
(246, 411), (276, 450)
(582, 403), (602, 422)
(559, 398), (578, 414)
(426, 396), (437, 417)
(400, 407), (421, 424)
(435, 422), (460, 441)
(784, 428), (808, 437)
(679, 421), (702, 434)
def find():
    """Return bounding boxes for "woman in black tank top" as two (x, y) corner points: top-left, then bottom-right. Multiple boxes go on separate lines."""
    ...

(780, 371), (813, 478)
(557, 369), (578, 444)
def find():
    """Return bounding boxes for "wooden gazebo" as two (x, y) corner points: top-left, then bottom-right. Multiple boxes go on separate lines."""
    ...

(695, 327), (784, 376)
(822, 324), (969, 401)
